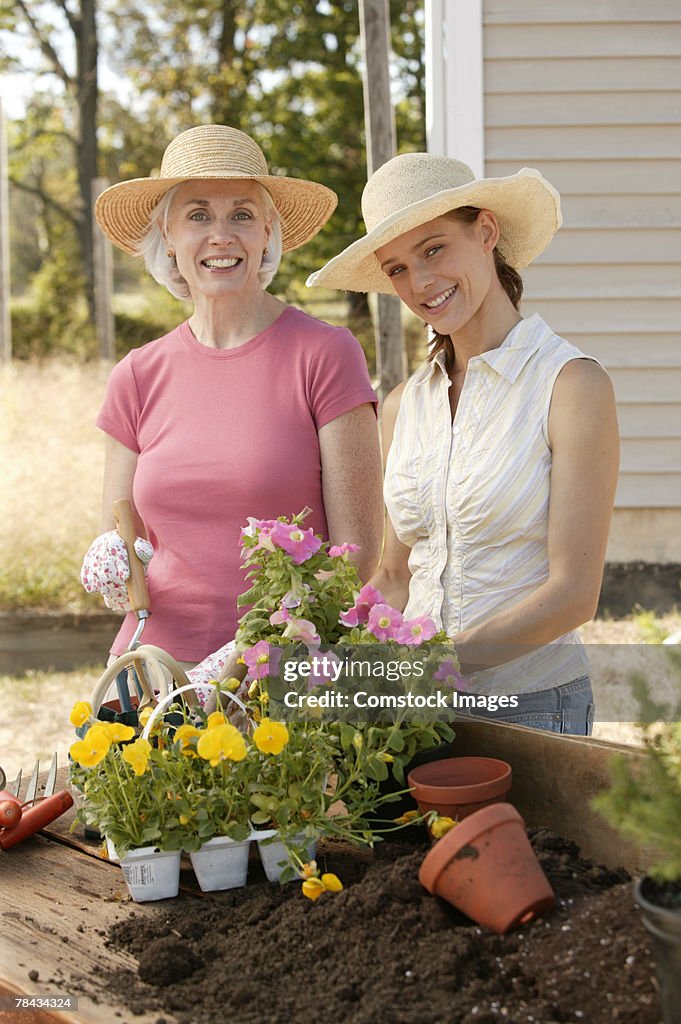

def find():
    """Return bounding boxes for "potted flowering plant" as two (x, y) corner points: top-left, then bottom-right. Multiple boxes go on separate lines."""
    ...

(229, 509), (459, 884)
(69, 699), (258, 896)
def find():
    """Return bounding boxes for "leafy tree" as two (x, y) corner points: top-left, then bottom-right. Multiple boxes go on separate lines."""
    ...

(1, 0), (99, 322)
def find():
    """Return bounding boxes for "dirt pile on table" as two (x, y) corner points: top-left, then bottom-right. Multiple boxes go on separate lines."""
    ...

(104, 828), (662, 1024)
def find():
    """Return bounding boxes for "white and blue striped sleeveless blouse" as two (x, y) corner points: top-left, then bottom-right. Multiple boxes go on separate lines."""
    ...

(384, 313), (592, 696)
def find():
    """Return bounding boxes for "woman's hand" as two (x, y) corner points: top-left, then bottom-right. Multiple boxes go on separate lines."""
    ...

(80, 531), (154, 611)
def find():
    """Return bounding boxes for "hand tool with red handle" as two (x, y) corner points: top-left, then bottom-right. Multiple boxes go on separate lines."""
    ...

(0, 754), (74, 851)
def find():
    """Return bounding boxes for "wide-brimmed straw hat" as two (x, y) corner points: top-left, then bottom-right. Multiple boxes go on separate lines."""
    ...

(95, 124), (338, 255)
(306, 152), (561, 294)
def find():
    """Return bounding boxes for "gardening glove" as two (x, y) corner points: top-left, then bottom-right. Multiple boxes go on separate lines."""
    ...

(186, 640), (241, 710)
(80, 530), (154, 612)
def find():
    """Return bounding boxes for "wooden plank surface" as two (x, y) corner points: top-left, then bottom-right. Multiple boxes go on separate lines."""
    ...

(452, 719), (655, 874)
(0, 724), (659, 1023)
(0, 835), (182, 1024)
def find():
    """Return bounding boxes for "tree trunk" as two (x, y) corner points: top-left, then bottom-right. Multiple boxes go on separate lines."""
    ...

(75, 0), (99, 324)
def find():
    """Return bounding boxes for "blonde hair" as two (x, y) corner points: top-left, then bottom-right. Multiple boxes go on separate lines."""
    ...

(137, 182), (283, 299)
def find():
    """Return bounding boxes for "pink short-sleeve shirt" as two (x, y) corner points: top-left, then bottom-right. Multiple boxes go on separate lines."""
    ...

(97, 306), (377, 659)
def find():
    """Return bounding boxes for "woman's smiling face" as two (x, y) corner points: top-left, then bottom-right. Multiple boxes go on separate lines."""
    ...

(376, 210), (500, 334)
(165, 179), (271, 301)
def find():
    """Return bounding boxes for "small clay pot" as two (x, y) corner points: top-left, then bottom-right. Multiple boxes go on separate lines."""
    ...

(407, 756), (512, 822)
(419, 802), (555, 933)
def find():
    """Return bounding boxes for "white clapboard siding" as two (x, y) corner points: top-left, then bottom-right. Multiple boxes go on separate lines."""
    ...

(483, 0), (681, 530)
(486, 161), (681, 195)
(524, 264), (681, 298)
(521, 298), (681, 333)
(487, 126), (681, 160)
(487, 92), (681, 126)
(618, 405), (681, 438)
(616, 476), (681, 506)
(486, 58), (681, 93)
(572, 336), (681, 369)
(485, 1), (681, 23)
(539, 229), (681, 265)
(485, 23), (681, 58)
(621, 439), (681, 473)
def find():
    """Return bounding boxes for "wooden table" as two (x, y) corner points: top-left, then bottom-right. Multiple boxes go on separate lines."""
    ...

(0, 722), (652, 1024)
(0, 777), (188, 1024)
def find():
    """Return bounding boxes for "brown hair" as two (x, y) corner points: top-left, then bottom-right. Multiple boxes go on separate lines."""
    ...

(427, 207), (524, 374)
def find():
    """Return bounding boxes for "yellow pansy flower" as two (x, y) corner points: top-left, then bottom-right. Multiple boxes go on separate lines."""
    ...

(69, 725), (111, 768)
(430, 815), (457, 840)
(138, 706), (155, 727)
(69, 701), (93, 728)
(206, 711), (226, 730)
(253, 719), (289, 755)
(393, 809), (420, 825)
(301, 872), (344, 901)
(101, 722), (136, 743)
(302, 877), (325, 901)
(197, 723), (247, 766)
(173, 724), (201, 757)
(121, 738), (152, 776)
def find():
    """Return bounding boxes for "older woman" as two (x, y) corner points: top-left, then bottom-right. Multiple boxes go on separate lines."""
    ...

(308, 153), (619, 735)
(81, 125), (383, 683)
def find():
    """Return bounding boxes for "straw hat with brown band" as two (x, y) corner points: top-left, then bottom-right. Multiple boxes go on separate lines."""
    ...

(306, 152), (562, 295)
(95, 124), (338, 256)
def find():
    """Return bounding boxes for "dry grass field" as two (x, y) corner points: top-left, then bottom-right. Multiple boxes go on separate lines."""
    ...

(0, 361), (679, 781)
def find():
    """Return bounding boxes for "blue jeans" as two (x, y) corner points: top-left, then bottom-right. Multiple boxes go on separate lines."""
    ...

(459, 675), (595, 736)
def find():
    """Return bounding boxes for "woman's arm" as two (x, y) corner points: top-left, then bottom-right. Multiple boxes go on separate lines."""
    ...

(452, 359), (620, 672)
(318, 403), (384, 581)
(366, 383), (413, 610)
(100, 435), (143, 534)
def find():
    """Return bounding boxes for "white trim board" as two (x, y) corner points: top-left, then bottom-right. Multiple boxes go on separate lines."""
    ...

(425, 0), (485, 173)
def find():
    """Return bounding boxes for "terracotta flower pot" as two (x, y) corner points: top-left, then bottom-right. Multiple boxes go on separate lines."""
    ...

(419, 802), (555, 933)
(407, 756), (512, 822)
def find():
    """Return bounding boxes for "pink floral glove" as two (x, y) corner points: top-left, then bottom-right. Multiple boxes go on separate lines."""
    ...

(80, 530), (154, 611)
(186, 640), (238, 709)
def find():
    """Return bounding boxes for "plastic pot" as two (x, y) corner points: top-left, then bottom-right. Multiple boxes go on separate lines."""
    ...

(255, 829), (317, 883)
(634, 877), (681, 1024)
(419, 802), (555, 933)
(189, 836), (251, 892)
(408, 756), (512, 822)
(120, 846), (181, 902)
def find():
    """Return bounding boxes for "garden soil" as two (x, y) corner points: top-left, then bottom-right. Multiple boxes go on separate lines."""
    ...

(102, 827), (663, 1024)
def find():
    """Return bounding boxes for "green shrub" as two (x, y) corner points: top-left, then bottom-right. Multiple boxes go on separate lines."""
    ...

(593, 653), (681, 881)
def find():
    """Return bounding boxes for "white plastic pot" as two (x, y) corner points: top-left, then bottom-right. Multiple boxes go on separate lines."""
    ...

(255, 830), (317, 883)
(120, 846), (181, 902)
(189, 835), (251, 892)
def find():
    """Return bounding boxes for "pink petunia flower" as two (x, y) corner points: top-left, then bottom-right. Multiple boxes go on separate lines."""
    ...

(395, 615), (438, 647)
(269, 608), (291, 626)
(339, 583), (385, 627)
(282, 617), (321, 646)
(367, 603), (404, 642)
(433, 658), (468, 689)
(328, 543), (361, 557)
(270, 522), (322, 564)
(242, 641), (282, 680)
(306, 650), (343, 691)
